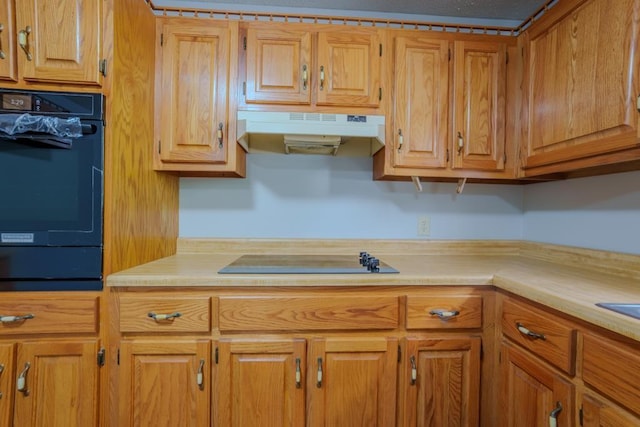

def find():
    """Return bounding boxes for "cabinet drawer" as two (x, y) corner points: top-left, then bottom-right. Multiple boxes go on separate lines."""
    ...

(119, 295), (211, 333)
(406, 295), (482, 329)
(0, 297), (98, 335)
(218, 296), (399, 331)
(502, 298), (576, 375)
(583, 333), (640, 417)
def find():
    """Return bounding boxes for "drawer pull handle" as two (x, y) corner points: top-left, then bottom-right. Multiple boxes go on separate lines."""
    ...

(0, 314), (34, 323)
(516, 322), (546, 340)
(17, 362), (30, 396)
(409, 355), (417, 385)
(295, 358), (302, 388)
(216, 122), (224, 149)
(147, 312), (181, 321)
(549, 401), (562, 427)
(316, 357), (323, 388)
(429, 309), (460, 320)
(197, 359), (204, 390)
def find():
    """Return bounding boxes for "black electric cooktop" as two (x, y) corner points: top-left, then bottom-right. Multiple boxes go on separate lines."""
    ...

(218, 252), (399, 274)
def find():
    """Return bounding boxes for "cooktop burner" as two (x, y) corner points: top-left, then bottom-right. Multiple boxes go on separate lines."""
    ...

(218, 252), (399, 274)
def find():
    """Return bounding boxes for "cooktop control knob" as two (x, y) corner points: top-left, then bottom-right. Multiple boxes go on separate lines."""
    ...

(359, 252), (370, 266)
(367, 258), (380, 273)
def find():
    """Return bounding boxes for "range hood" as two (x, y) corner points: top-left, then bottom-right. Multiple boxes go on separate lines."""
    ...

(237, 111), (385, 156)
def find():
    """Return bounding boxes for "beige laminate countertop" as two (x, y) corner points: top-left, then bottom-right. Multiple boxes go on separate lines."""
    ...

(107, 239), (640, 342)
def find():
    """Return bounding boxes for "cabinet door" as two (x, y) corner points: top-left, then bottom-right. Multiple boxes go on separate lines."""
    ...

(245, 27), (312, 105)
(0, 343), (15, 427)
(307, 337), (397, 427)
(316, 30), (381, 107)
(0, 0), (16, 81)
(500, 340), (573, 427)
(392, 36), (449, 169)
(12, 340), (99, 427)
(524, 0), (640, 170)
(216, 338), (306, 427)
(119, 340), (210, 427)
(399, 337), (481, 427)
(15, 0), (101, 84)
(452, 40), (506, 171)
(158, 21), (230, 164)
(581, 392), (640, 427)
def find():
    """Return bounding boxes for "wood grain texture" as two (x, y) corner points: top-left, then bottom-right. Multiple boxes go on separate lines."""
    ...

(118, 295), (211, 333)
(582, 333), (640, 417)
(218, 296), (399, 331)
(0, 297), (99, 335)
(580, 391), (640, 426)
(0, 343), (15, 427)
(502, 297), (576, 375)
(406, 295), (483, 329)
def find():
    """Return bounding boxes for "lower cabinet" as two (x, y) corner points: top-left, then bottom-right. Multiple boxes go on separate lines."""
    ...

(580, 391), (640, 427)
(398, 337), (481, 427)
(118, 340), (211, 427)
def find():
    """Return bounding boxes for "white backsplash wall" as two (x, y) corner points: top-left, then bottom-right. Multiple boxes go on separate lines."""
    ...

(179, 154), (524, 240)
(523, 170), (640, 255)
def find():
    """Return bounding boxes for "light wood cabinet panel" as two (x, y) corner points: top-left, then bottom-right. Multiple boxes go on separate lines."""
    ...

(406, 295), (483, 329)
(580, 391), (640, 427)
(216, 338), (306, 427)
(500, 340), (573, 427)
(118, 295), (211, 333)
(13, 0), (101, 85)
(0, 343), (15, 427)
(245, 27), (312, 105)
(12, 340), (100, 427)
(156, 20), (231, 164)
(0, 297), (99, 335)
(522, 0), (640, 174)
(399, 337), (481, 427)
(391, 36), (449, 169)
(452, 40), (506, 171)
(0, 0), (16, 81)
(307, 336), (397, 427)
(118, 340), (210, 427)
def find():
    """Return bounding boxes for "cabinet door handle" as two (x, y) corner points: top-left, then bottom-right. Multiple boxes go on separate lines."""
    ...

(147, 312), (181, 321)
(295, 357), (302, 388)
(316, 357), (323, 388)
(457, 131), (464, 154)
(0, 23), (6, 60)
(319, 66), (325, 91)
(17, 362), (30, 396)
(397, 129), (404, 151)
(197, 359), (204, 390)
(217, 122), (224, 149)
(18, 26), (32, 61)
(549, 401), (562, 427)
(0, 314), (34, 323)
(302, 65), (308, 90)
(409, 355), (417, 385)
(516, 322), (546, 340)
(429, 309), (460, 320)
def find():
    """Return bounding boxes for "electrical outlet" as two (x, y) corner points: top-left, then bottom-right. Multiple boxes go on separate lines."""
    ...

(417, 216), (430, 236)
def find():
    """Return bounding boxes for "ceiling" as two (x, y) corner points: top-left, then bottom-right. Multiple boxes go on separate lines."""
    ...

(152, 0), (551, 25)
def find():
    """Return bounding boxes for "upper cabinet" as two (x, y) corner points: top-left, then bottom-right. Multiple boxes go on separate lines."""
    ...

(0, 0), (102, 86)
(154, 18), (246, 176)
(242, 22), (383, 110)
(376, 30), (513, 180)
(521, 0), (640, 176)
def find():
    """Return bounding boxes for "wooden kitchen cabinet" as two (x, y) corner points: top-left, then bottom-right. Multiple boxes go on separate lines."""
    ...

(0, 0), (102, 86)
(398, 337), (481, 427)
(242, 22), (382, 109)
(215, 338), (306, 427)
(154, 18), (246, 176)
(0, 295), (102, 427)
(378, 31), (512, 180)
(580, 391), (640, 427)
(118, 340), (211, 427)
(520, 0), (640, 176)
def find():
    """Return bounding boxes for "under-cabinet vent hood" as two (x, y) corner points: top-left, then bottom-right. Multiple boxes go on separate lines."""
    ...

(237, 111), (385, 156)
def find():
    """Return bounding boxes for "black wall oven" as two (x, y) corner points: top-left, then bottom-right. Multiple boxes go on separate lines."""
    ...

(0, 89), (104, 291)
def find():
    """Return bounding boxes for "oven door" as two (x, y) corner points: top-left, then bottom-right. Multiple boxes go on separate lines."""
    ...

(0, 122), (103, 247)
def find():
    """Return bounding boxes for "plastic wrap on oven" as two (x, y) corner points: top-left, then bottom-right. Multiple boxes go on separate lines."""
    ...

(0, 113), (83, 138)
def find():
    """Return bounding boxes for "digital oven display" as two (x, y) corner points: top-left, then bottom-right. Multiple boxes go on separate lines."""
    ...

(1, 94), (32, 111)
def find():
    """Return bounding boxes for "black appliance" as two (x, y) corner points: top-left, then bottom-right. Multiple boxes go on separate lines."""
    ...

(0, 89), (104, 291)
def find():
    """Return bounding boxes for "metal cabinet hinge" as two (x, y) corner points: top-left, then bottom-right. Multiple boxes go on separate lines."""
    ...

(504, 152), (507, 165)
(448, 48), (451, 61)
(579, 406), (584, 426)
(215, 347), (219, 364)
(97, 348), (106, 367)
(158, 140), (161, 154)
(99, 59), (107, 77)
(506, 51), (509, 64)
(379, 43), (382, 57)
(397, 345), (401, 362)
(160, 33), (164, 47)
(243, 36), (247, 50)
(379, 87), (382, 101)
(117, 348), (120, 366)
(243, 81), (246, 96)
